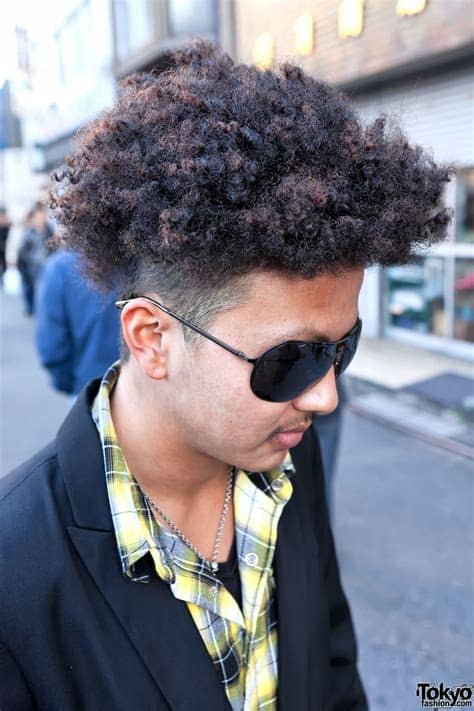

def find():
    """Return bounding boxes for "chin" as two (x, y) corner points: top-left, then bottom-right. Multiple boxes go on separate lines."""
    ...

(238, 448), (288, 474)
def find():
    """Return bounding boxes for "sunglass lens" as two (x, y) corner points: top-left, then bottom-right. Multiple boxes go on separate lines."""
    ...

(335, 329), (360, 376)
(251, 343), (334, 402)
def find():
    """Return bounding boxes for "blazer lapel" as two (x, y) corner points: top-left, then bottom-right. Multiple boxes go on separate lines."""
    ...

(275, 435), (317, 711)
(58, 383), (230, 711)
(67, 527), (230, 710)
(275, 498), (310, 711)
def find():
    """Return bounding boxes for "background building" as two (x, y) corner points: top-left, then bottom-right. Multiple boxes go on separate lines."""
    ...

(27, 0), (115, 171)
(3, 0), (473, 360)
(111, 0), (235, 78)
(232, 0), (474, 359)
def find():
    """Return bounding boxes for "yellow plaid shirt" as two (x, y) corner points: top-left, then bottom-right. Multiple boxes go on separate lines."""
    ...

(92, 363), (294, 711)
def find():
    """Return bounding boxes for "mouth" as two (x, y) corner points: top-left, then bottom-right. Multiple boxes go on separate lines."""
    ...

(269, 422), (311, 449)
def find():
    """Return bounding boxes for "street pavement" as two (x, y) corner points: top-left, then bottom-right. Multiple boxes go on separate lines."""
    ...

(335, 413), (473, 709)
(1, 291), (473, 710)
(1, 291), (69, 473)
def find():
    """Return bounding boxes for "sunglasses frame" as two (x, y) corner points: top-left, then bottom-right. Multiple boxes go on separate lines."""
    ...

(116, 295), (361, 401)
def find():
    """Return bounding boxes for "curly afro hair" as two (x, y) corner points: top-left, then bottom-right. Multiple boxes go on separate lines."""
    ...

(51, 40), (452, 294)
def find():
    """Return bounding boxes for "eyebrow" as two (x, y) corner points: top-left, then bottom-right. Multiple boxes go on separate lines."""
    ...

(276, 315), (359, 344)
(283, 327), (330, 342)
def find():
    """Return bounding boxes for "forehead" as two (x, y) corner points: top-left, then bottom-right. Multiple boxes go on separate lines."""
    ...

(216, 268), (364, 344)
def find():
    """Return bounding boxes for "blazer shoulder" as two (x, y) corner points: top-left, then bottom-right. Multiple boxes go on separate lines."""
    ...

(0, 441), (58, 507)
(0, 442), (71, 592)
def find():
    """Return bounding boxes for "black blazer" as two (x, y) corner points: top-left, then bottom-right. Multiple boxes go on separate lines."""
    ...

(0, 380), (368, 711)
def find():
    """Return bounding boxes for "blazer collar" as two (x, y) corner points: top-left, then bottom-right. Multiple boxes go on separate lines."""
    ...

(274, 434), (314, 711)
(57, 379), (112, 531)
(67, 527), (231, 709)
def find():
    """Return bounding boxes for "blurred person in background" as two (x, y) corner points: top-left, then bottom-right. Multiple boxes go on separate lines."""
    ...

(0, 207), (12, 281)
(17, 202), (53, 315)
(0, 42), (451, 711)
(35, 249), (120, 397)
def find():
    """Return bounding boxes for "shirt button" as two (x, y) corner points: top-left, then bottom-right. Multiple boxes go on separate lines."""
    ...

(210, 585), (219, 597)
(271, 478), (283, 492)
(245, 552), (259, 567)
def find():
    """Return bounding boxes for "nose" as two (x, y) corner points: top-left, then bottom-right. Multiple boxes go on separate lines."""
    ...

(291, 367), (339, 415)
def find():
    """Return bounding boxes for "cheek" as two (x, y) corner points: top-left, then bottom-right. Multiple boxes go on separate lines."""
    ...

(184, 350), (280, 440)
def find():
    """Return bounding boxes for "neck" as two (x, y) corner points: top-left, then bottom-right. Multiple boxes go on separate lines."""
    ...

(110, 363), (238, 563)
(110, 365), (231, 505)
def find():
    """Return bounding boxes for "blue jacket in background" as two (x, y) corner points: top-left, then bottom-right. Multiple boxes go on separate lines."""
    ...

(36, 251), (120, 395)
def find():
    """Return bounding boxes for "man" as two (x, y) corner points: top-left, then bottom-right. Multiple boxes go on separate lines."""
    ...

(17, 202), (53, 315)
(35, 249), (120, 396)
(0, 206), (11, 280)
(0, 42), (451, 710)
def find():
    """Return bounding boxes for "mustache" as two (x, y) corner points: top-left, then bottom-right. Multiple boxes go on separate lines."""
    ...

(270, 417), (312, 437)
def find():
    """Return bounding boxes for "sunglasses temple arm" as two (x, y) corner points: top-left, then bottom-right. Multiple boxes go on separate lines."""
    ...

(115, 298), (256, 364)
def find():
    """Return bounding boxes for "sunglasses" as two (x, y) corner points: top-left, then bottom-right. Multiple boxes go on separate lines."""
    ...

(116, 296), (362, 403)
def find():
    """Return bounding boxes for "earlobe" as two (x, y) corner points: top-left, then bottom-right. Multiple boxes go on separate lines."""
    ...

(120, 303), (169, 381)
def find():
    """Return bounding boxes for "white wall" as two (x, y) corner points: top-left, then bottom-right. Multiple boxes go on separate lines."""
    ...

(359, 266), (381, 338)
(353, 64), (474, 167)
(352, 65), (474, 343)
(24, 0), (116, 150)
(1, 148), (48, 262)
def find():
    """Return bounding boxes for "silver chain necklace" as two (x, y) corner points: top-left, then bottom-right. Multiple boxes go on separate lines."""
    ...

(143, 466), (235, 575)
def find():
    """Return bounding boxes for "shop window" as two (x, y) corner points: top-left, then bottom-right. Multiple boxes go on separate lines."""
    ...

(455, 167), (474, 243)
(15, 27), (30, 75)
(454, 258), (474, 342)
(56, 0), (92, 86)
(338, 0), (364, 39)
(386, 257), (446, 336)
(396, 0), (426, 16)
(166, 0), (217, 38)
(253, 33), (274, 70)
(115, 0), (155, 61)
(294, 13), (314, 57)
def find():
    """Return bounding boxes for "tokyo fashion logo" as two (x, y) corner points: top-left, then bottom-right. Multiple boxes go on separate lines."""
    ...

(416, 683), (473, 708)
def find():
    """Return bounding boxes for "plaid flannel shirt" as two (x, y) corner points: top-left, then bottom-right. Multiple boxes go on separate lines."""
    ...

(92, 363), (294, 711)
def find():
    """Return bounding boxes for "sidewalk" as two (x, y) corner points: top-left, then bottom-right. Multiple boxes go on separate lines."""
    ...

(349, 337), (472, 389)
(346, 337), (473, 458)
(0, 292), (69, 474)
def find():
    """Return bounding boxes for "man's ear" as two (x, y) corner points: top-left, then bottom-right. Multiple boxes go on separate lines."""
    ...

(120, 299), (172, 380)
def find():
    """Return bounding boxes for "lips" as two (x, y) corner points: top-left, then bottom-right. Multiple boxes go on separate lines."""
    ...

(270, 425), (310, 449)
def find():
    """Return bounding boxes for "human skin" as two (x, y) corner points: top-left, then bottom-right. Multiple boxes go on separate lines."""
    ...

(31, 208), (48, 233)
(111, 267), (363, 558)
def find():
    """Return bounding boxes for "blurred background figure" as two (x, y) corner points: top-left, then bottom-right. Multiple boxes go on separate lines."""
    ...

(0, 207), (12, 281)
(17, 202), (53, 315)
(313, 379), (347, 515)
(35, 249), (120, 396)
